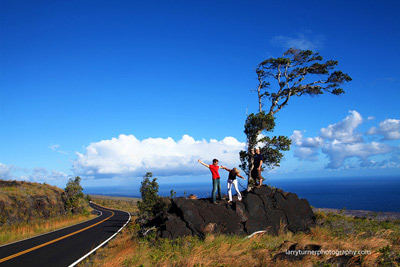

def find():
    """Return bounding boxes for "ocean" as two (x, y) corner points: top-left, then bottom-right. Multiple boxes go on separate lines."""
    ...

(84, 175), (400, 213)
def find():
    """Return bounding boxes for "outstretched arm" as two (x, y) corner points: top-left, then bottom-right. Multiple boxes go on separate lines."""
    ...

(198, 159), (209, 168)
(222, 167), (231, 172)
(237, 174), (245, 180)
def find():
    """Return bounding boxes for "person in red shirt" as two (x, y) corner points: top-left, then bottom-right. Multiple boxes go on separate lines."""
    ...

(198, 159), (226, 204)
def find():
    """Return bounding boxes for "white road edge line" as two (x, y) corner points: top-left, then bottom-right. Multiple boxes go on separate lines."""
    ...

(0, 208), (102, 249)
(68, 206), (132, 267)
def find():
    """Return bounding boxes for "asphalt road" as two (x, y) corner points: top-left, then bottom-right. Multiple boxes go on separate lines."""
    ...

(0, 202), (130, 267)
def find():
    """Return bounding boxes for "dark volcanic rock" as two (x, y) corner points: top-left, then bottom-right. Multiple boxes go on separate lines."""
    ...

(148, 185), (316, 239)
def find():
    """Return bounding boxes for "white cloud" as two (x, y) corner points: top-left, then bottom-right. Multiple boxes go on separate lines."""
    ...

(367, 119), (400, 140)
(49, 144), (68, 155)
(29, 168), (68, 183)
(271, 33), (325, 50)
(0, 163), (68, 183)
(73, 134), (246, 178)
(291, 131), (324, 148)
(293, 147), (319, 162)
(322, 141), (393, 169)
(291, 111), (399, 169)
(320, 110), (363, 143)
(0, 163), (15, 180)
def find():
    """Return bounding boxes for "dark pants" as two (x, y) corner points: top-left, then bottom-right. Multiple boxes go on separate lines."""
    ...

(251, 169), (263, 185)
(212, 178), (222, 202)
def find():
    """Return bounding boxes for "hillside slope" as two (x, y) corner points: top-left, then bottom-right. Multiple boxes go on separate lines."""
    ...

(0, 180), (72, 225)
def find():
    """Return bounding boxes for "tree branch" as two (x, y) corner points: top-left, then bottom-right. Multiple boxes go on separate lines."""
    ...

(257, 75), (263, 112)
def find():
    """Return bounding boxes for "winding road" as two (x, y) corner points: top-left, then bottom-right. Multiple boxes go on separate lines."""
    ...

(0, 202), (130, 267)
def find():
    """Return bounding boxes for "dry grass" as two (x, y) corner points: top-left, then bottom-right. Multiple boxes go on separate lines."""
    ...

(0, 213), (97, 246)
(89, 195), (139, 213)
(0, 179), (68, 225)
(80, 207), (400, 267)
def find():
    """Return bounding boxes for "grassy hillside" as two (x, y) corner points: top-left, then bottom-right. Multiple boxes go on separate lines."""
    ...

(80, 196), (400, 267)
(0, 179), (94, 245)
(89, 195), (139, 214)
(0, 180), (69, 225)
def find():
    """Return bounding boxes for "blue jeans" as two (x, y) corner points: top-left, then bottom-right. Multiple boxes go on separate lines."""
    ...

(212, 178), (222, 203)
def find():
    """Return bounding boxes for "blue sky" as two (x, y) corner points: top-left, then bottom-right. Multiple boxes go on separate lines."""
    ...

(1, 0), (399, 190)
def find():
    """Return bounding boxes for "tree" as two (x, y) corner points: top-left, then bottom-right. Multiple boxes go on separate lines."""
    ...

(239, 112), (291, 188)
(64, 176), (84, 213)
(240, 48), (352, 188)
(137, 172), (161, 220)
(136, 172), (172, 237)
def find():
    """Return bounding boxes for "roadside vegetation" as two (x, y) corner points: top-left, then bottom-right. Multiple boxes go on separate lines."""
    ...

(0, 177), (93, 246)
(80, 205), (400, 267)
(80, 174), (400, 267)
(89, 195), (139, 213)
(0, 213), (96, 246)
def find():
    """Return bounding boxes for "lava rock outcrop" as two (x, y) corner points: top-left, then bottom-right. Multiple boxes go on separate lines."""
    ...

(148, 185), (316, 238)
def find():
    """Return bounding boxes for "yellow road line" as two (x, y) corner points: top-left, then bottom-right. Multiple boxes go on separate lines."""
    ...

(0, 207), (114, 264)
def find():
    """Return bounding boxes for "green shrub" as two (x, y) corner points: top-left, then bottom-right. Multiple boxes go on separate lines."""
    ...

(136, 172), (171, 236)
(64, 176), (86, 213)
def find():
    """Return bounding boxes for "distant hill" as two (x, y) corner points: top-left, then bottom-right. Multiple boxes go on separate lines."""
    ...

(0, 180), (82, 225)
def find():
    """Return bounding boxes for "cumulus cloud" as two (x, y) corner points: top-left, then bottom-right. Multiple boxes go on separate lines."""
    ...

(367, 119), (400, 140)
(73, 134), (246, 178)
(291, 131), (321, 162)
(293, 147), (319, 162)
(291, 131), (324, 148)
(291, 111), (399, 169)
(271, 33), (325, 50)
(320, 110), (363, 143)
(322, 141), (393, 169)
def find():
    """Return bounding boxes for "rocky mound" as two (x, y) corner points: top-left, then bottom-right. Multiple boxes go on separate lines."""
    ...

(0, 180), (68, 225)
(148, 185), (316, 239)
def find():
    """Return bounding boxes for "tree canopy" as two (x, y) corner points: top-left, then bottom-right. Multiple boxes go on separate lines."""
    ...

(255, 48), (352, 114)
(240, 48), (352, 188)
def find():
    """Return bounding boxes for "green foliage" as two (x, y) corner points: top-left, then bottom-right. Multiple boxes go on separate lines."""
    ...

(317, 212), (400, 241)
(239, 112), (291, 179)
(378, 245), (400, 266)
(258, 135), (291, 169)
(244, 112), (275, 142)
(137, 172), (160, 219)
(137, 172), (171, 224)
(256, 48), (352, 115)
(240, 49), (351, 187)
(64, 176), (85, 213)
